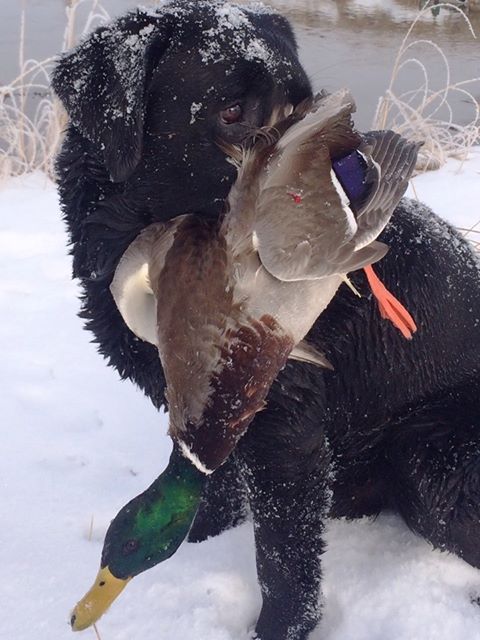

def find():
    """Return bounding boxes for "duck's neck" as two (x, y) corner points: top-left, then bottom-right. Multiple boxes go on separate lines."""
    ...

(134, 446), (206, 542)
(100, 446), (207, 575)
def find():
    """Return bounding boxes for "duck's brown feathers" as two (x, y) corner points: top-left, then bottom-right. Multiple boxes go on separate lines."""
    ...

(119, 216), (296, 472)
(179, 312), (293, 471)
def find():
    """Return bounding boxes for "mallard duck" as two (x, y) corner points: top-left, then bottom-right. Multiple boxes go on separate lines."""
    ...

(70, 89), (420, 631)
(110, 89), (419, 473)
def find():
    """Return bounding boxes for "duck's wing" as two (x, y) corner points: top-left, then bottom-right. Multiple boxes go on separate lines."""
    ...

(110, 219), (184, 345)
(352, 131), (422, 250)
(253, 122), (419, 282)
(221, 91), (355, 253)
(252, 90), (377, 282)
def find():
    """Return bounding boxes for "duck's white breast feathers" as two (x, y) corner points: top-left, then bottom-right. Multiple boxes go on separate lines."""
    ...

(111, 259), (158, 346)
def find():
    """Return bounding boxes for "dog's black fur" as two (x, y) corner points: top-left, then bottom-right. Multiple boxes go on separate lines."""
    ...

(52, 2), (480, 639)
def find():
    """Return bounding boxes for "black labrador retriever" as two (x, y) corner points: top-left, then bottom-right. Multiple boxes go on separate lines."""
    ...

(52, 1), (480, 638)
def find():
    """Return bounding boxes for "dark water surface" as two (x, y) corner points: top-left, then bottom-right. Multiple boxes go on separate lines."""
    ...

(1, 0), (479, 129)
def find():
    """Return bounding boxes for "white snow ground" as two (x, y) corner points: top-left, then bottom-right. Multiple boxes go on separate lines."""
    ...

(1, 150), (480, 640)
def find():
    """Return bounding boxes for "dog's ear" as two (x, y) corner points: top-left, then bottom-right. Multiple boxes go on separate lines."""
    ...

(246, 10), (299, 54)
(51, 10), (171, 183)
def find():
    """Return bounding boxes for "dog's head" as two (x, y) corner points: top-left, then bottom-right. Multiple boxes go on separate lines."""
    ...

(52, 0), (311, 221)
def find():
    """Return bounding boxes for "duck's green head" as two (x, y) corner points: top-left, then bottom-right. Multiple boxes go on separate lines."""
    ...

(70, 446), (205, 632)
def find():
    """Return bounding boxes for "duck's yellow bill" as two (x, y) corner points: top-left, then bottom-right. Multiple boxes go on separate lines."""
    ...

(70, 567), (131, 631)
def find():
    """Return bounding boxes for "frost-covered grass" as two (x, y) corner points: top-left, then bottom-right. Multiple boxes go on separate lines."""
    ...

(373, 2), (480, 172)
(0, 0), (109, 181)
(2, 151), (480, 640)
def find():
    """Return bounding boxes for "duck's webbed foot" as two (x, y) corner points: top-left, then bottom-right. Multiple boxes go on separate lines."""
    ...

(188, 456), (248, 542)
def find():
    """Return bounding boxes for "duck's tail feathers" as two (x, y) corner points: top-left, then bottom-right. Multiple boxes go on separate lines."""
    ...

(289, 340), (333, 370)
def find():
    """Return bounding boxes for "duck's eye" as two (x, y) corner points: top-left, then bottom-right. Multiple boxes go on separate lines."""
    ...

(122, 539), (139, 555)
(220, 104), (243, 124)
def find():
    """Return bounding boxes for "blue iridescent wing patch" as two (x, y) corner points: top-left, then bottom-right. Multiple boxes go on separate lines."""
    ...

(332, 150), (370, 207)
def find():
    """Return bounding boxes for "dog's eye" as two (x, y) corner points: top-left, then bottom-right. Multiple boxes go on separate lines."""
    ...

(220, 104), (243, 125)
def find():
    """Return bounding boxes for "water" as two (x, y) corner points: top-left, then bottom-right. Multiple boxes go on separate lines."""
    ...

(295, 0), (480, 128)
(1, 0), (479, 130)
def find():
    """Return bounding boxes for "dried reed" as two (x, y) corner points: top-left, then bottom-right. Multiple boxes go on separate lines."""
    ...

(457, 223), (480, 252)
(373, 1), (480, 173)
(0, 0), (110, 182)
(87, 514), (95, 542)
(93, 622), (103, 640)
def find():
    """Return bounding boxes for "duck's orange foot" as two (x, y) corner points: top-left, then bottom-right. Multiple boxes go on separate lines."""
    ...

(363, 264), (417, 340)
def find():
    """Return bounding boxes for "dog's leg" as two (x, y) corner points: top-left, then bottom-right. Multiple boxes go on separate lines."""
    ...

(387, 381), (480, 569)
(237, 393), (331, 640)
(188, 456), (248, 542)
